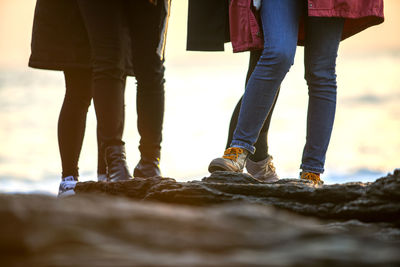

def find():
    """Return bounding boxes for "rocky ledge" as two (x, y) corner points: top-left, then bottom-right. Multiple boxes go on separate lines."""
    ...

(1, 170), (399, 266)
(76, 169), (400, 224)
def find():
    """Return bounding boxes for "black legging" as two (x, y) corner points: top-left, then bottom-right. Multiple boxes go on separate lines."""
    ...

(226, 50), (280, 162)
(58, 69), (111, 178)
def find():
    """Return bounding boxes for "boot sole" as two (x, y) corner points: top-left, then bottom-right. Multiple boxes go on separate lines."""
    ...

(208, 159), (242, 173)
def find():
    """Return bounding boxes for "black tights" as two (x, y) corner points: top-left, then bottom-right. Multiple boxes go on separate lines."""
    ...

(58, 69), (118, 178)
(226, 50), (280, 162)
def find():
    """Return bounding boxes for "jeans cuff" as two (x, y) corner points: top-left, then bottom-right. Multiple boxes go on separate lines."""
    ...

(230, 141), (255, 154)
(300, 164), (324, 174)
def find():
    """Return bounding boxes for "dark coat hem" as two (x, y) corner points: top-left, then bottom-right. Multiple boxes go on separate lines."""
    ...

(186, 41), (226, 52)
(28, 59), (135, 76)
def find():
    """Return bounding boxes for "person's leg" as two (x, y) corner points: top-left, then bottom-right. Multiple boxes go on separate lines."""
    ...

(209, 0), (303, 173)
(127, 0), (165, 178)
(58, 69), (92, 179)
(227, 50), (281, 161)
(96, 125), (107, 181)
(57, 69), (92, 197)
(301, 17), (344, 179)
(226, 50), (280, 181)
(77, 0), (131, 181)
(226, 50), (260, 153)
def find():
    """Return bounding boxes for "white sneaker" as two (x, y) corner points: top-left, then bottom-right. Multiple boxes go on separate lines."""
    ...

(58, 176), (77, 198)
(246, 155), (279, 183)
(97, 173), (108, 182)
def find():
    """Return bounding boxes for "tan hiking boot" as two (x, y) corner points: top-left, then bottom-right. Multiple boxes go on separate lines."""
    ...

(246, 155), (279, 183)
(300, 171), (323, 185)
(208, 147), (249, 173)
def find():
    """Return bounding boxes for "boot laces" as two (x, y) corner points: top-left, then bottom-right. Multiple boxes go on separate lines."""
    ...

(267, 161), (276, 172)
(266, 157), (276, 172)
(223, 147), (244, 160)
(301, 172), (321, 184)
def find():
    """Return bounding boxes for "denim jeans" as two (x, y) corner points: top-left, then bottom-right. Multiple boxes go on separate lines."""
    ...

(226, 50), (281, 162)
(231, 0), (344, 173)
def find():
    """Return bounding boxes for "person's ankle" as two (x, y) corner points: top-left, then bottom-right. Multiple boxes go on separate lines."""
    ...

(62, 175), (78, 181)
(97, 173), (108, 182)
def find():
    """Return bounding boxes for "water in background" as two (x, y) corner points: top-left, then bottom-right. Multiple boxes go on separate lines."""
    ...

(0, 47), (399, 195)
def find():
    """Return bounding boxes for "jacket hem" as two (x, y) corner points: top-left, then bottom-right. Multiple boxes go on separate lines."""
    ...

(308, 9), (384, 20)
(28, 61), (135, 76)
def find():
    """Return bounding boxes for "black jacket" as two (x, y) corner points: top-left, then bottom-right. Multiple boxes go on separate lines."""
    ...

(29, 0), (93, 71)
(29, 0), (169, 75)
(186, 0), (230, 51)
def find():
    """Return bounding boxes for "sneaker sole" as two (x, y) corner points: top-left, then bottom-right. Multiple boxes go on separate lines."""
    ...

(208, 160), (242, 173)
(208, 165), (229, 173)
(258, 177), (279, 183)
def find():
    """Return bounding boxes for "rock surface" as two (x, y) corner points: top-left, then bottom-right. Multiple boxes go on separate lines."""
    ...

(1, 194), (399, 266)
(76, 169), (400, 224)
(1, 170), (399, 266)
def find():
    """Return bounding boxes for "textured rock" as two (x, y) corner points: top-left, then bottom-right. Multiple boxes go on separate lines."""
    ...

(3, 170), (398, 266)
(75, 169), (400, 224)
(1, 194), (399, 266)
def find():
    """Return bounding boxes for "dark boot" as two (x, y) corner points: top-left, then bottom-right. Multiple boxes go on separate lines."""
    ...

(105, 145), (132, 182)
(133, 156), (161, 178)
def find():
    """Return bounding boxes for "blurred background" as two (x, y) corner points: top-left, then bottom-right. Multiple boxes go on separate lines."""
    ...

(0, 0), (399, 194)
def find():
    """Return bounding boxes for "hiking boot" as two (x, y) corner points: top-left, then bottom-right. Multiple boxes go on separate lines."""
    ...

(58, 176), (77, 198)
(300, 171), (323, 185)
(246, 155), (279, 183)
(133, 156), (161, 178)
(105, 145), (132, 182)
(208, 147), (249, 173)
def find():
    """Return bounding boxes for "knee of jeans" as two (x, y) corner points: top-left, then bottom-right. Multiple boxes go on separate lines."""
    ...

(305, 66), (337, 91)
(137, 80), (165, 95)
(259, 46), (295, 73)
(305, 71), (337, 103)
(136, 69), (165, 94)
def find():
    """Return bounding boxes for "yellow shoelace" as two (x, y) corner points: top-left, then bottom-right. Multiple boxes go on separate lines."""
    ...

(223, 147), (244, 160)
(268, 161), (276, 172)
(301, 172), (321, 184)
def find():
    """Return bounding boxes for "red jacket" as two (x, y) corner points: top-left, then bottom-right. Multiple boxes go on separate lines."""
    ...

(230, 0), (385, 52)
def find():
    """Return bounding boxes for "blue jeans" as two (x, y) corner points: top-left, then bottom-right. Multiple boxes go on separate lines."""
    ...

(230, 0), (344, 173)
